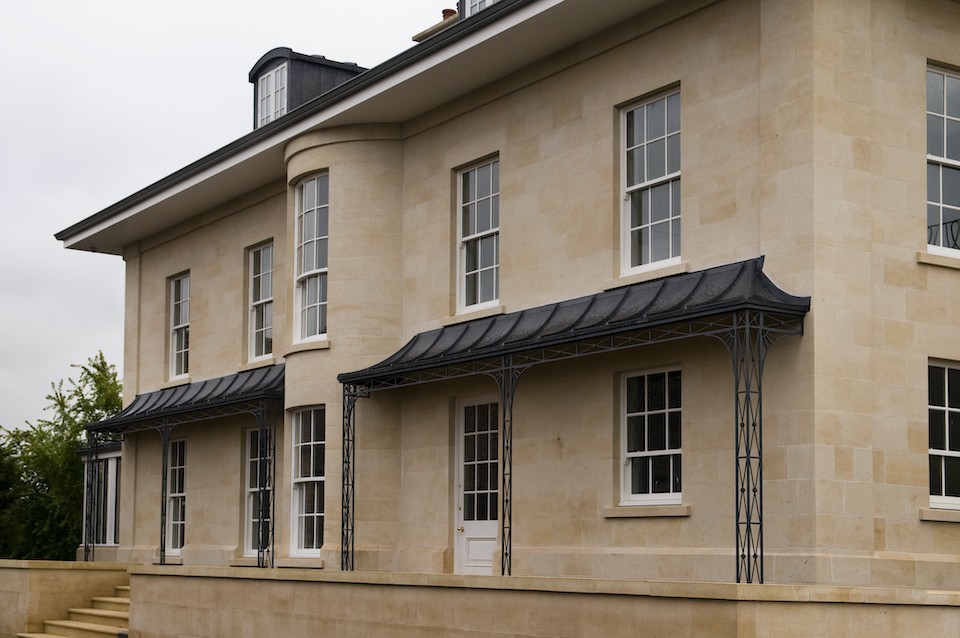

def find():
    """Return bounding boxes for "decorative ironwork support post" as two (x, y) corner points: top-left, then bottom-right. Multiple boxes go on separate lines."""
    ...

(716, 310), (778, 584)
(341, 384), (366, 571)
(158, 422), (173, 566)
(83, 430), (99, 562)
(489, 356), (526, 576)
(256, 399), (276, 568)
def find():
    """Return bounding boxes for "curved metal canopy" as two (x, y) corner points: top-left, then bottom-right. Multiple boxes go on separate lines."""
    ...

(339, 257), (810, 387)
(88, 364), (285, 433)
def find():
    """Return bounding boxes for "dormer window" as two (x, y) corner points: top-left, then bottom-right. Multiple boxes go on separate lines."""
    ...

(249, 48), (366, 131)
(257, 63), (287, 128)
(464, 0), (501, 16)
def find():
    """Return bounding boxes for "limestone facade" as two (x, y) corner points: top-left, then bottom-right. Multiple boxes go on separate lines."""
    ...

(62, 0), (960, 591)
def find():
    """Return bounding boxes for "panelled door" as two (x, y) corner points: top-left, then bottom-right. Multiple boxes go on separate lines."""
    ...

(455, 396), (499, 574)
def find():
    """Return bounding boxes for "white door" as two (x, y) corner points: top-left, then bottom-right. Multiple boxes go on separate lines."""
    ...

(455, 396), (499, 575)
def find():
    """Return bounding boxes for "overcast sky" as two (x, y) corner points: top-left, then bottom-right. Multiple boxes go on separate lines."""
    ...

(0, 0), (451, 430)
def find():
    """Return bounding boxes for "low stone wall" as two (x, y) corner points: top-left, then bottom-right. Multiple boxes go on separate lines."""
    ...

(0, 560), (130, 637)
(129, 566), (960, 638)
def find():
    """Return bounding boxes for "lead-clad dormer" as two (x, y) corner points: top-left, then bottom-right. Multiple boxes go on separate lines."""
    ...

(248, 48), (365, 130)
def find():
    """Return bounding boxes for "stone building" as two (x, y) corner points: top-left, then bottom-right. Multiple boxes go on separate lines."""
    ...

(39, 0), (960, 634)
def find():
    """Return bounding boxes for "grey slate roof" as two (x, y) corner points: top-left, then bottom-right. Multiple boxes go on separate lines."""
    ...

(88, 364), (284, 432)
(338, 257), (810, 386)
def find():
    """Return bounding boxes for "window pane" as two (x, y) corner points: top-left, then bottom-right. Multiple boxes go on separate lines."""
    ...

(947, 166), (960, 208)
(928, 114), (944, 156)
(316, 238), (328, 270)
(651, 456), (671, 493)
(650, 182), (670, 222)
(947, 75), (960, 119)
(648, 373), (666, 411)
(477, 462), (488, 490)
(627, 148), (644, 187)
(950, 412), (960, 452)
(647, 139), (666, 181)
(464, 494), (475, 521)
(945, 456), (960, 497)
(929, 164), (941, 203)
(668, 370), (681, 408)
(929, 71), (945, 114)
(930, 409), (946, 450)
(464, 465), (475, 491)
(631, 458), (649, 494)
(931, 455), (943, 496)
(947, 119), (960, 162)
(492, 195), (499, 229)
(317, 209), (328, 238)
(627, 415), (645, 452)
(929, 205), (941, 246)
(646, 98), (665, 140)
(304, 180), (316, 209)
(477, 164), (491, 198)
(480, 235), (496, 268)
(465, 436), (475, 463)
(477, 433), (489, 462)
(950, 368), (960, 408)
(480, 270), (495, 303)
(477, 493), (488, 520)
(942, 207), (960, 250)
(668, 412), (681, 450)
(651, 222), (671, 263)
(667, 93), (680, 134)
(626, 376), (644, 413)
(931, 366), (947, 405)
(317, 175), (329, 205)
(648, 413), (666, 451)
(477, 199), (491, 233)
(673, 454), (682, 492)
(667, 133), (680, 174)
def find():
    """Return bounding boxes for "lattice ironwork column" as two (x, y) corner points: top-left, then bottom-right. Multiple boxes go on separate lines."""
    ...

(256, 399), (277, 568)
(715, 309), (787, 584)
(82, 430), (99, 562)
(341, 384), (367, 571)
(158, 422), (173, 566)
(488, 356), (527, 576)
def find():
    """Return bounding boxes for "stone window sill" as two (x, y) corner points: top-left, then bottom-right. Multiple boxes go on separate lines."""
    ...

(920, 508), (960, 523)
(603, 504), (690, 518)
(443, 305), (506, 326)
(917, 250), (960, 270)
(604, 262), (691, 291)
(282, 340), (332, 357)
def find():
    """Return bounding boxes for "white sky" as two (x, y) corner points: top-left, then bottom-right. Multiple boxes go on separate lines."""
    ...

(0, 0), (451, 430)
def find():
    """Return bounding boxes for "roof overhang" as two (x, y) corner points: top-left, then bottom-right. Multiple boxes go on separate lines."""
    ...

(88, 364), (285, 434)
(339, 258), (811, 391)
(56, 0), (669, 255)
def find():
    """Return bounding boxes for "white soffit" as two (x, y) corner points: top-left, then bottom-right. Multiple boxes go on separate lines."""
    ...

(64, 0), (665, 254)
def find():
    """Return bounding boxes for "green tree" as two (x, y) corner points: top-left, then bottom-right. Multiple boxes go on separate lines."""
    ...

(0, 352), (121, 560)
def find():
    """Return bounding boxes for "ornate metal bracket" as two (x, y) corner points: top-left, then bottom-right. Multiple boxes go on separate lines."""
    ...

(713, 309), (801, 584)
(485, 355), (528, 576)
(341, 384), (368, 571)
(158, 422), (174, 566)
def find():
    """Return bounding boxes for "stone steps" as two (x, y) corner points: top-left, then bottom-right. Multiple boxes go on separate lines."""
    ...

(18, 584), (129, 638)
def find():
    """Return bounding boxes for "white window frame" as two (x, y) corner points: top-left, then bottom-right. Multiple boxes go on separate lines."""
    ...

(167, 439), (186, 555)
(245, 427), (272, 557)
(458, 158), (500, 313)
(170, 273), (189, 379)
(929, 362), (960, 509)
(292, 408), (325, 556)
(82, 449), (121, 546)
(465, 0), (501, 16)
(621, 90), (681, 276)
(295, 174), (329, 342)
(620, 369), (682, 506)
(257, 63), (287, 128)
(926, 67), (960, 255)
(249, 242), (274, 361)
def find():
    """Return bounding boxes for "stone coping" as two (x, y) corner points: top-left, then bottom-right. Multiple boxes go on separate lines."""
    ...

(0, 559), (130, 571)
(128, 565), (960, 607)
